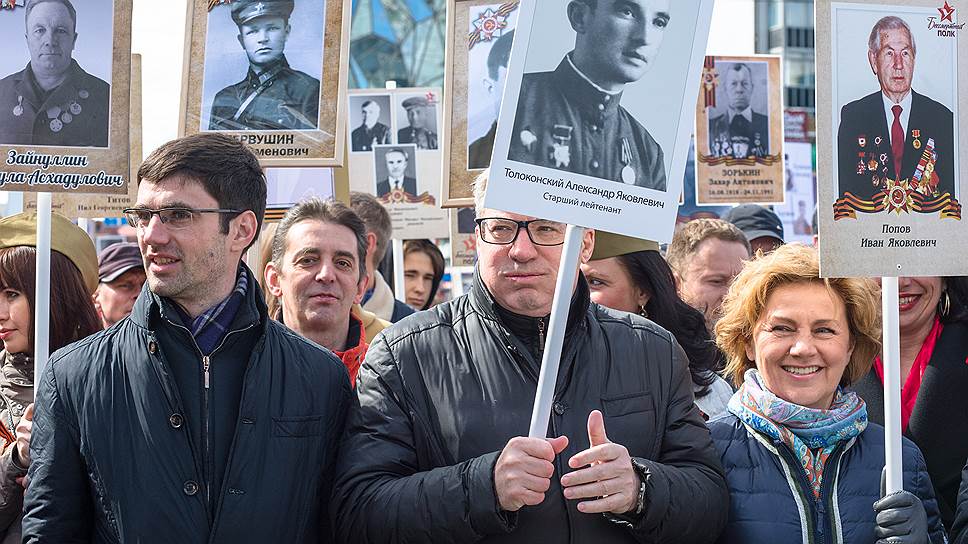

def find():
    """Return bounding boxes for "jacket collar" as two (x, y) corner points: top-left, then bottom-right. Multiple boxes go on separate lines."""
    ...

(554, 52), (624, 121)
(470, 265), (590, 341)
(246, 56), (290, 87)
(130, 263), (266, 336)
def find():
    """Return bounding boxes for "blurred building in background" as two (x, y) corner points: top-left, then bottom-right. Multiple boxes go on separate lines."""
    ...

(349, 0), (446, 88)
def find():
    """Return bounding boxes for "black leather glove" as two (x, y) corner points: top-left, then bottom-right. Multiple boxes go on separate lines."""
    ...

(873, 490), (929, 544)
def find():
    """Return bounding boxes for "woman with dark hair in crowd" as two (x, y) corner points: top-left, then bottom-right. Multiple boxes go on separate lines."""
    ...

(0, 212), (100, 543)
(581, 232), (733, 418)
(852, 275), (968, 531)
(403, 239), (444, 311)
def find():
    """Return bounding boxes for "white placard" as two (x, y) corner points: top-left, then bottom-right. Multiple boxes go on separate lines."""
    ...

(485, 0), (714, 242)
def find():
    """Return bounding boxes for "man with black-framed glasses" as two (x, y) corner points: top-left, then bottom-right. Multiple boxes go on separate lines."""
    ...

(24, 133), (351, 543)
(333, 169), (728, 543)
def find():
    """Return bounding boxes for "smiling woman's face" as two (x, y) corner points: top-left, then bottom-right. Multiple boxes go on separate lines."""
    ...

(746, 282), (854, 410)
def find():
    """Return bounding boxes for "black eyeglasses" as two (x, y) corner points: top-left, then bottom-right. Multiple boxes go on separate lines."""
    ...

(475, 217), (566, 246)
(122, 207), (244, 230)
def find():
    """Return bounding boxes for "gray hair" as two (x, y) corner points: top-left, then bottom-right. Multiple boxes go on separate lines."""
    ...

(271, 197), (368, 281)
(25, 0), (77, 32)
(868, 16), (916, 57)
(472, 169), (489, 215)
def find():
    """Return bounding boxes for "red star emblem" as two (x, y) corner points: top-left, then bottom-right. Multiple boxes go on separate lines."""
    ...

(939, 1), (955, 22)
(425, 91), (437, 105)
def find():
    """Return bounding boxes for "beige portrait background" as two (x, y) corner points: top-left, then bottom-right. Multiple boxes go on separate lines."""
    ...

(694, 55), (785, 205)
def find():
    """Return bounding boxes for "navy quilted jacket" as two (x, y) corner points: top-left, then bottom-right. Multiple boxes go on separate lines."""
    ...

(710, 413), (947, 544)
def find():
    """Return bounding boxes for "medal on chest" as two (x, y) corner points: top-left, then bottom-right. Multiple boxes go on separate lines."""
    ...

(550, 124), (572, 168)
(620, 138), (635, 184)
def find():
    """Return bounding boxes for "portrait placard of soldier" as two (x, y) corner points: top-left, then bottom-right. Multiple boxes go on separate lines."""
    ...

(817, 0), (968, 278)
(395, 92), (439, 150)
(0, 0), (131, 195)
(347, 87), (449, 239)
(441, 0), (520, 207)
(373, 145), (418, 198)
(348, 93), (392, 152)
(485, 0), (714, 242)
(183, 0), (350, 166)
(0, 0), (113, 147)
(693, 55), (784, 205)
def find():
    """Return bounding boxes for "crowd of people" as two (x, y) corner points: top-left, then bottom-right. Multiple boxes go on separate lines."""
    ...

(0, 132), (966, 543)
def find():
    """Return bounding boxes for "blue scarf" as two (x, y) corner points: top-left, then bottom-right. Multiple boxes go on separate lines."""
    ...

(728, 369), (868, 498)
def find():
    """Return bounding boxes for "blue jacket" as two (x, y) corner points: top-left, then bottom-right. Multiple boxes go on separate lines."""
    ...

(710, 413), (947, 544)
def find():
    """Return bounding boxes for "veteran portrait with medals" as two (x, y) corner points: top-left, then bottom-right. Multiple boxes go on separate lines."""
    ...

(707, 62), (770, 159)
(0, 0), (110, 147)
(837, 15), (954, 203)
(397, 96), (438, 150)
(507, 0), (668, 190)
(208, 0), (321, 131)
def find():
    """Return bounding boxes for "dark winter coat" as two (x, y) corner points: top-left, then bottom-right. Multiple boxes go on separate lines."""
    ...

(331, 273), (728, 543)
(22, 266), (351, 543)
(710, 413), (946, 544)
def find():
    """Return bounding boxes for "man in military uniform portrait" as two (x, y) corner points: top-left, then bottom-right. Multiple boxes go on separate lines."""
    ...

(468, 30), (513, 170)
(351, 99), (391, 152)
(508, 0), (669, 190)
(0, 0), (110, 147)
(397, 96), (438, 150)
(375, 147), (417, 197)
(707, 63), (769, 159)
(837, 15), (954, 202)
(208, 0), (321, 131)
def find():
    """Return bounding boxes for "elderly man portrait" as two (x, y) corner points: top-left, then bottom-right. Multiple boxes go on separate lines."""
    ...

(0, 0), (110, 147)
(837, 15), (954, 202)
(707, 63), (769, 159)
(397, 96), (438, 150)
(332, 169), (728, 543)
(265, 198), (371, 385)
(375, 147), (417, 197)
(508, 0), (669, 190)
(208, 0), (321, 131)
(351, 99), (391, 151)
(468, 30), (514, 170)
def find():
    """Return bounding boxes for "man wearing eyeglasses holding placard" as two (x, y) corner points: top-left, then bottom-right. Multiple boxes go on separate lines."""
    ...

(332, 169), (728, 543)
(23, 133), (351, 543)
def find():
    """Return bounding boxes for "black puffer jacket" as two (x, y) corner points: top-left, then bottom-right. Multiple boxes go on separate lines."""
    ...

(332, 273), (728, 543)
(22, 266), (351, 543)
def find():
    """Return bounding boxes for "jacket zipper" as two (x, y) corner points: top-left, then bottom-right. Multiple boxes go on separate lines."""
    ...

(775, 440), (847, 544)
(164, 318), (257, 516)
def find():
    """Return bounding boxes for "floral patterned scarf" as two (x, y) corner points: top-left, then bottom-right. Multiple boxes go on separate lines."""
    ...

(728, 369), (868, 498)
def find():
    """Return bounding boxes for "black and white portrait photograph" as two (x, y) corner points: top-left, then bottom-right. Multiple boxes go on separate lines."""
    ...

(349, 93), (392, 152)
(466, 3), (517, 170)
(0, 0), (114, 148)
(373, 144), (418, 197)
(200, 0), (325, 131)
(485, 0), (713, 243)
(395, 91), (438, 150)
(706, 61), (770, 159)
(500, 0), (712, 192)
